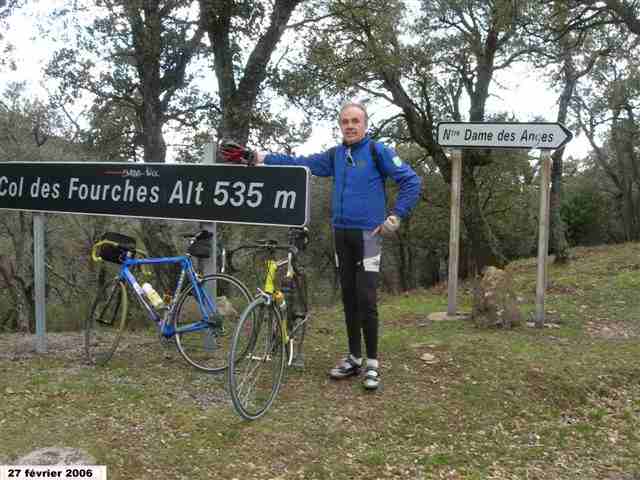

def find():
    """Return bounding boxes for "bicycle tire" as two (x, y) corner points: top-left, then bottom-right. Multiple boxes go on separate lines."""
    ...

(84, 279), (128, 366)
(228, 297), (286, 420)
(173, 273), (252, 373)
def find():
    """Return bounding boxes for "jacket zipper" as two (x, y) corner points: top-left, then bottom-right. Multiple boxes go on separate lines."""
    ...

(339, 147), (350, 225)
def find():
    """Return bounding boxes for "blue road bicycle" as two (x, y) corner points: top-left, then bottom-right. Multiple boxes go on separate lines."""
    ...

(84, 230), (252, 372)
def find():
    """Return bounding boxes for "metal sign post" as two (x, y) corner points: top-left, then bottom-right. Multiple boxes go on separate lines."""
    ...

(535, 152), (552, 327)
(33, 213), (47, 353)
(436, 121), (572, 325)
(447, 150), (462, 316)
(200, 143), (217, 278)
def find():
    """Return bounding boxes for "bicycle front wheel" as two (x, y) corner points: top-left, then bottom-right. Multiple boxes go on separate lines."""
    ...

(173, 273), (252, 373)
(228, 297), (286, 420)
(84, 279), (128, 366)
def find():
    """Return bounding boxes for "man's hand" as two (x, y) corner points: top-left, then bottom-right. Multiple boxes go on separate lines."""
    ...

(373, 215), (401, 237)
(218, 139), (257, 166)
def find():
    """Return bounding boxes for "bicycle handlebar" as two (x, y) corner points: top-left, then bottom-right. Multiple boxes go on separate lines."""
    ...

(91, 240), (110, 263)
(90, 239), (148, 263)
(90, 239), (154, 276)
(223, 241), (298, 274)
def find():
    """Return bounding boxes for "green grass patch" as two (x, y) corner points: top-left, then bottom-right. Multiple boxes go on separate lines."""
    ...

(2, 243), (640, 478)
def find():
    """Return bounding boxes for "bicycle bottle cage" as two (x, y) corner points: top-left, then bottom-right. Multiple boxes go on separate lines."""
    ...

(187, 230), (213, 258)
(98, 232), (136, 264)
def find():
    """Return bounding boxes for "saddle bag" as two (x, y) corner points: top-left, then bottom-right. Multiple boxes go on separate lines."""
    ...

(187, 230), (213, 258)
(98, 232), (136, 264)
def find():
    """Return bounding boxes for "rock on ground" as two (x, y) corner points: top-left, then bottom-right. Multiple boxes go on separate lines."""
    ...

(16, 447), (96, 465)
(472, 266), (523, 329)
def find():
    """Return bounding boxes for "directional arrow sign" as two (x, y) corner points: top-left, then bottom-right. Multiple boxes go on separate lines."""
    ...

(437, 122), (573, 150)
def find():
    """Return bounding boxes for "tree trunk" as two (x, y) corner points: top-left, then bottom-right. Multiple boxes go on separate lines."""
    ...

(612, 116), (640, 241)
(201, 0), (302, 142)
(142, 103), (166, 163)
(11, 213), (33, 332)
(138, 219), (180, 294)
(460, 158), (507, 273)
(137, 76), (174, 281)
(549, 26), (580, 264)
(406, 242), (416, 290)
(395, 239), (408, 291)
(549, 152), (570, 262)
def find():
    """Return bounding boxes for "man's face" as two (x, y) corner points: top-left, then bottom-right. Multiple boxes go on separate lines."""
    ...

(339, 106), (367, 145)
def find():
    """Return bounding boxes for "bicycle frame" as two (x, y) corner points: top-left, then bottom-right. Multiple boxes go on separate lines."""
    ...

(250, 248), (305, 365)
(227, 228), (311, 420)
(116, 255), (218, 338)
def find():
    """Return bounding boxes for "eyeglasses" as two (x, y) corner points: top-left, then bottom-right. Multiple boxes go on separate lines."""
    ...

(346, 149), (355, 167)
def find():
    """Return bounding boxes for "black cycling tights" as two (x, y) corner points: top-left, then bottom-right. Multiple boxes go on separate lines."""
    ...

(334, 228), (380, 360)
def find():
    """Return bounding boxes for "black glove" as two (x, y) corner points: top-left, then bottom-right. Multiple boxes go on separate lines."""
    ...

(218, 139), (257, 166)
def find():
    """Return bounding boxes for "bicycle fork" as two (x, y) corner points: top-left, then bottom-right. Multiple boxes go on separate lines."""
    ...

(287, 313), (309, 367)
(249, 291), (287, 364)
(271, 291), (296, 366)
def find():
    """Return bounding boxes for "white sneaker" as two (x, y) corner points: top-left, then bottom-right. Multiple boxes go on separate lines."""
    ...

(363, 366), (380, 390)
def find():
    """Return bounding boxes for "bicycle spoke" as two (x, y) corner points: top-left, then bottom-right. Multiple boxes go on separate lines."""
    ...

(235, 328), (279, 407)
(236, 356), (266, 409)
(174, 273), (252, 373)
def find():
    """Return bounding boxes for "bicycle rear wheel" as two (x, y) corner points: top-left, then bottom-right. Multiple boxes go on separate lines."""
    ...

(228, 297), (286, 420)
(84, 279), (128, 366)
(173, 273), (252, 373)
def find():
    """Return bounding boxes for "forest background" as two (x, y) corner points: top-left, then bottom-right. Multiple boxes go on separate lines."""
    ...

(1, 0), (639, 334)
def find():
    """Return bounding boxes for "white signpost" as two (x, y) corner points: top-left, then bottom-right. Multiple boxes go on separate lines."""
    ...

(437, 122), (573, 150)
(436, 122), (572, 327)
(200, 142), (217, 278)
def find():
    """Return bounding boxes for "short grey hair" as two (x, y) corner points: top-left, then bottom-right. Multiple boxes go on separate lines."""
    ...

(339, 102), (369, 127)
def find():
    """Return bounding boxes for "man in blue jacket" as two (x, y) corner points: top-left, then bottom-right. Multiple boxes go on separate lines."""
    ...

(220, 102), (422, 390)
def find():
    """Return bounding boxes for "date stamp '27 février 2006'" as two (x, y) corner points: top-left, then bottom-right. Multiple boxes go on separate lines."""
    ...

(0, 466), (106, 480)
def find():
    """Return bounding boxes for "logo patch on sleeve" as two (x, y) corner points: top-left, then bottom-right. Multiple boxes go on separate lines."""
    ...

(392, 156), (403, 167)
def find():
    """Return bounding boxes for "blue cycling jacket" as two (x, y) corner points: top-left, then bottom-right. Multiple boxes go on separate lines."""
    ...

(265, 136), (422, 230)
